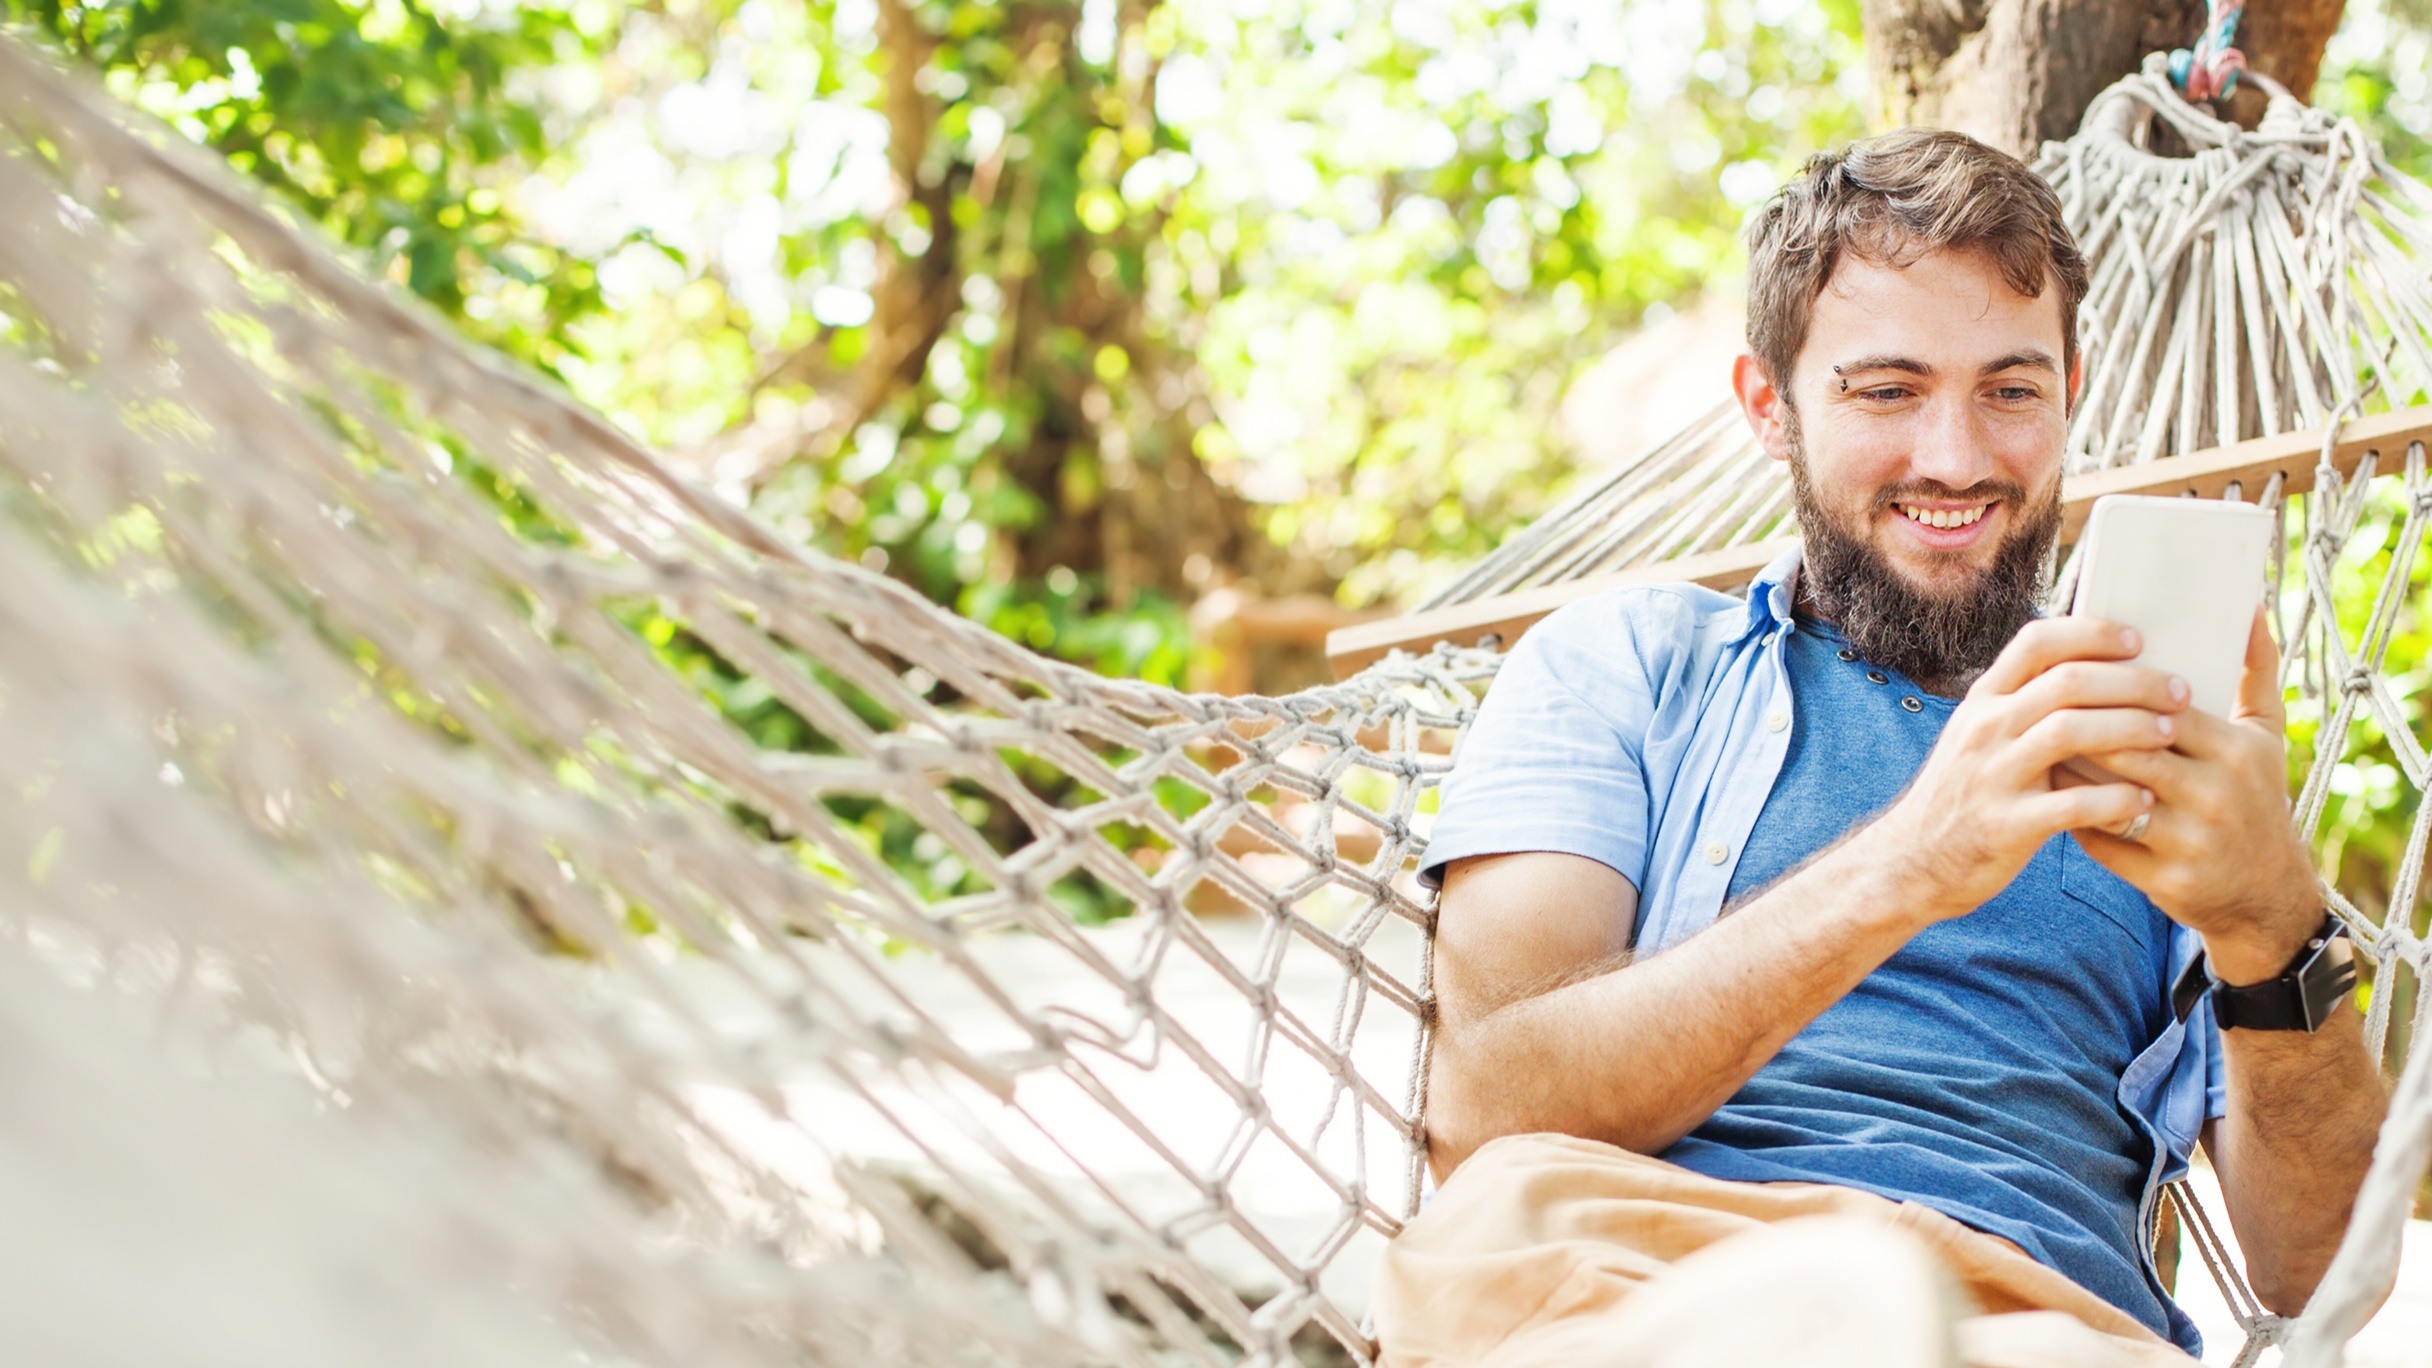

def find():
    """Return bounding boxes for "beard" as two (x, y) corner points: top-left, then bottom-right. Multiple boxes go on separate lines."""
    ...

(1786, 419), (2062, 693)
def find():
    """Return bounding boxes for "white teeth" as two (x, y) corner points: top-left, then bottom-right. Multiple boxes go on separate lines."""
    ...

(1898, 503), (1989, 530)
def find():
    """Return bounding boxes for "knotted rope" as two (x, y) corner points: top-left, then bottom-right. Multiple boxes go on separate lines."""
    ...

(0, 32), (2428, 1368)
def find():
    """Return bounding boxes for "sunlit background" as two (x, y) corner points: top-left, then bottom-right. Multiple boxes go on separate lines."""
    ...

(25, 0), (2432, 951)
(25, 0), (2429, 688)
(10, 5), (2432, 1359)
(17, 0), (2432, 686)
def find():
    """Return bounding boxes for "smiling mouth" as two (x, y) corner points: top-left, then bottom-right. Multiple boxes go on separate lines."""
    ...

(1895, 502), (1992, 530)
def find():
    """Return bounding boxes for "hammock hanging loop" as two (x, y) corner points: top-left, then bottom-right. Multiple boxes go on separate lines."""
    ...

(2170, 0), (2250, 102)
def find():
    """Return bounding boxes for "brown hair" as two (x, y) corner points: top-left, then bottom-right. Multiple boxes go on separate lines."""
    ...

(1743, 128), (2088, 400)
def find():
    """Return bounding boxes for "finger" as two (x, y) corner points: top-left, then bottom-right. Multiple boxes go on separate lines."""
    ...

(2164, 702), (2237, 761)
(2165, 700), (2279, 765)
(2008, 706), (2179, 775)
(2005, 661), (2188, 737)
(2069, 825), (2166, 883)
(2231, 605), (2287, 735)
(2074, 743), (2201, 801)
(1975, 617), (2143, 698)
(2048, 755), (2116, 790)
(2017, 782), (2152, 839)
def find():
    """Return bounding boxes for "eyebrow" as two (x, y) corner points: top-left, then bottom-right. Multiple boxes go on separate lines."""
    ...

(1832, 349), (2060, 379)
(1834, 354), (1932, 377)
(1979, 348), (2061, 376)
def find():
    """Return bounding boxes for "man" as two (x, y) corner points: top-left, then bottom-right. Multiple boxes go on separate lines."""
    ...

(1373, 130), (2389, 1367)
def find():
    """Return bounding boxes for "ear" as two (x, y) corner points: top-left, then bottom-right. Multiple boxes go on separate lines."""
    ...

(2066, 342), (2087, 416)
(1733, 352), (1794, 464)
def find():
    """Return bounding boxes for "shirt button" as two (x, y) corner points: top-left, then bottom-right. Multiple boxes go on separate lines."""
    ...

(1767, 710), (1789, 733)
(1866, 670), (1889, 685)
(1901, 695), (1924, 713)
(1704, 841), (1729, 865)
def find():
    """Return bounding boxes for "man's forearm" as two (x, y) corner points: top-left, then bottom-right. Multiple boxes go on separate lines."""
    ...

(2210, 1011), (2388, 1314)
(1429, 825), (1940, 1172)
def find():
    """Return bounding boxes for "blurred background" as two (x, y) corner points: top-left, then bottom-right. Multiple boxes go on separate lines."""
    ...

(13, 0), (1862, 698)
(8, 0), (2432, 1292)
(22, 0), (2424, 695)
(12, 0), (2432, 944)
(4, 0), (2412, 681)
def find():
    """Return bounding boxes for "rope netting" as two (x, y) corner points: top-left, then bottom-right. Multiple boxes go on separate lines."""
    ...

(0, 35), (1492, 1368)
(2048, 61), (2432, 471)
(0, 29), (2428, 1368)
(1422, 58), (2432, 615)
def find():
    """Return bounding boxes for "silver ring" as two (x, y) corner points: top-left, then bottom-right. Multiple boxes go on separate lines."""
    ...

(2121, 810), (2151, 843)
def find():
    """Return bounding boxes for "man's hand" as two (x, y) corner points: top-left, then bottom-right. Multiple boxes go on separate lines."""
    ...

(1425, 615), (2191, 1173)
(2068, 608), (2387, 1315)
(2071, 609), (2320, 982)
(1868, 616), (2186, 921)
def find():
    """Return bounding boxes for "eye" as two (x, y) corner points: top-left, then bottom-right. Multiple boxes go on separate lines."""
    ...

(1991, 384), (2041, 402)
(1856, 385), (1911, 402)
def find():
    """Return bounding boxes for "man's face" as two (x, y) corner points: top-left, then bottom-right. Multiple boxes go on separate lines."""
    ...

(1735, 245), (2076, 687)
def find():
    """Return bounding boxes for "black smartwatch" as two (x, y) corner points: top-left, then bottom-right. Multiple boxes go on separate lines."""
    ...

(2172, 912), (2357, 1032)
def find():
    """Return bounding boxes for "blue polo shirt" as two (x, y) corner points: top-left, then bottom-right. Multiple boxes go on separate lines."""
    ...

(1420, 550), (2224, 1355)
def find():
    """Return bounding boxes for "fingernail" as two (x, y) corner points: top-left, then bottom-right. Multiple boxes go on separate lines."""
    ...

(2168, 675), (2189, 703)
(2121, 627), (2141, 652)
(2155, 714), (2174, 740)
(2142, 788), (2155, 807)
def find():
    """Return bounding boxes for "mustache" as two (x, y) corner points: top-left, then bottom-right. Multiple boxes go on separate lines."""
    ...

(1788, 452), (2064, 690)
(1870, 479), (2028, 510)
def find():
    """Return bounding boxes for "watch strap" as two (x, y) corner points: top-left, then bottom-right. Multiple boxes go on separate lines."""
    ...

(2174, 913), (2355, 1032)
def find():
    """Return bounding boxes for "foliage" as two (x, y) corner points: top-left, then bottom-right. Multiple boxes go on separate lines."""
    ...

(2281, 484), (2432, 1080)
(4, 0), (1871, 920)
(4, 0), (614, 369)
(2320, 0), (2432, 181)
(7, 0), (1872, 689)
(26, 0), (2432, 957)
(2299, 1), (2432, 1095)
(497, 0), (1870, 686)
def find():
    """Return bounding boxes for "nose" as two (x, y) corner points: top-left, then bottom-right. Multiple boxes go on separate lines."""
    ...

(1908, 395), (2001, 493)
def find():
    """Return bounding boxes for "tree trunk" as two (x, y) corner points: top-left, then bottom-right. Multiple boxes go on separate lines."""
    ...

(1864, 0), (2347, 157)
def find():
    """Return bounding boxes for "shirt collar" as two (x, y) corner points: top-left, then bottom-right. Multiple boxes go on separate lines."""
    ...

(1739, 545), (1805, 641)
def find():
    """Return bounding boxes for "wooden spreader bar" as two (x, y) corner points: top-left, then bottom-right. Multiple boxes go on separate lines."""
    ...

(1327, 404), (2432, 678)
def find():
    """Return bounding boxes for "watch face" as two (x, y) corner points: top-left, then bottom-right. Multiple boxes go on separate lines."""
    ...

(2207, 916), (2358, 1032)
(2298, 923), (2360, 1031)
(2321, 932), (2355, 973)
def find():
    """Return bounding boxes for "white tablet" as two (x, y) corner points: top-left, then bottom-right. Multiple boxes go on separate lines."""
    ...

(2068, 495), (2275, 717)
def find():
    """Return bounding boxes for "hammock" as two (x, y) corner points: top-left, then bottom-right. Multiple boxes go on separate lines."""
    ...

(1413, 58), (2432, 623)
(0, 32), (2421, 1368)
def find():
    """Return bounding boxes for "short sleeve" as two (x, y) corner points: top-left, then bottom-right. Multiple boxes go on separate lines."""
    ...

(1419, 598), (1661, 890)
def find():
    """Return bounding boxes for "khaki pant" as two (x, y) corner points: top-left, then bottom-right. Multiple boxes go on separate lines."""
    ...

(1373, 1134), (2197, 1368)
